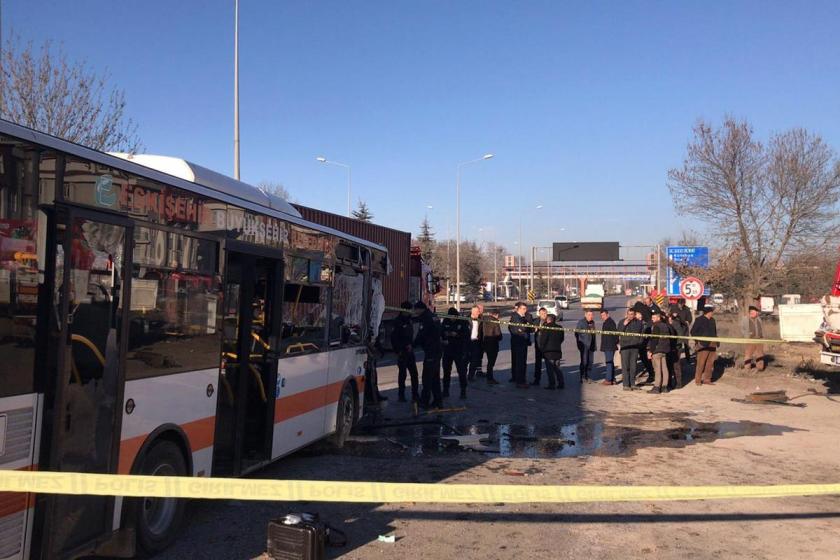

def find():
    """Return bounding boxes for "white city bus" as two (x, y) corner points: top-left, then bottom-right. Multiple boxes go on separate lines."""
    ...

(0, 119), (387, 559)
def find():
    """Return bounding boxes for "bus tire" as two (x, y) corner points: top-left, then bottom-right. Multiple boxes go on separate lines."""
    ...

(132, 440), (188, 555)
(330, 384), (355, 449)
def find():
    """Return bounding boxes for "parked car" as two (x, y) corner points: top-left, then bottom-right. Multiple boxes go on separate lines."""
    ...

(536, 300), (564, 320)
(555, 295), (569, 309)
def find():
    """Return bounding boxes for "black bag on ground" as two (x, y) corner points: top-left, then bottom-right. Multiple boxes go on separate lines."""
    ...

(266, 513), (346, 560)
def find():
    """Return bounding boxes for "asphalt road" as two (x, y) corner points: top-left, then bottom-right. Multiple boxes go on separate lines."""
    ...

(153, 295), (632, 560)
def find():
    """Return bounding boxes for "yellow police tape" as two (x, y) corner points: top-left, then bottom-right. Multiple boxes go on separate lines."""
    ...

(2, 470), (840, 504)
(385, 306), (784, 345)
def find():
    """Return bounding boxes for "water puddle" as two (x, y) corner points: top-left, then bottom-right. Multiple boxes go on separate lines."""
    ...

(343, 417), (795, 459)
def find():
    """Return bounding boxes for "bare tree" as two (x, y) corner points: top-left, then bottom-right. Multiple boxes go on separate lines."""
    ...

(668, 117), (840, 305)
(258, 180), (295, 202)
(1, 36), (140, 152)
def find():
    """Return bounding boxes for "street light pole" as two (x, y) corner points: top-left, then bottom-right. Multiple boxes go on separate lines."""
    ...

(233, 0), (240, 180)
(530, 245), (535, 298)
(455, 153), (493, 310)
(518, 218), (522, 296)
(315, 157), (352, 217)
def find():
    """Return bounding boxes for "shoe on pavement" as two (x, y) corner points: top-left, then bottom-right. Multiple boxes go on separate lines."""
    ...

(487, 379), (499, 385)
(601, 380), (614, 386)
(545, 386), (556, 390)
(648, 387), (661, 394)
(516, 383), (530, 389)
(530, 380), (540, 386)
(397, 395), (407, 403)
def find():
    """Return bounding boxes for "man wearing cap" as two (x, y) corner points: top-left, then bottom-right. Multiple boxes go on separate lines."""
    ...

(413, 301), (443, 408)
(391, 301), (419, 403)
(674, 298), (694, 362)
(744, 305), (766, 371)
(646, 310), (671, 394)
(441, 307), (469, 400)
(690, 306), (719, 385)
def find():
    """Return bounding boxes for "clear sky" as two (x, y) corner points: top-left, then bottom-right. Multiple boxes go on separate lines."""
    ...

(7, 0), (840, 253)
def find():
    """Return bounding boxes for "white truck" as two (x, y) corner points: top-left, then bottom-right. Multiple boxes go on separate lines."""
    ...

(581, 281), (605, 311)
(816, 258), (840, 367)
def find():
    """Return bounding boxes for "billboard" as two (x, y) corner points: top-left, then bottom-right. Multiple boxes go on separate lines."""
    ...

(552, 242), (619, 262)
(666, 246), (710, 297)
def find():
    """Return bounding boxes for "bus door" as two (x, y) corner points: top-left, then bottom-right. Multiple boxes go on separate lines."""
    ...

(212, 247), (281, 476)
(40, 208), (132, 558)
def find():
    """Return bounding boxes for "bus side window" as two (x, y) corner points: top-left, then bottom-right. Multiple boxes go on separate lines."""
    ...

(330, 265), (365, 346)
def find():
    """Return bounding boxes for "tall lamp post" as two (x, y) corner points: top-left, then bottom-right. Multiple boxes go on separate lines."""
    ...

(521, 204), (543, 297)
(455, 153), (494, 310)
(316, 156), (352, 217)
(233, 0), (240, 179)
(478, 226), (498, 302)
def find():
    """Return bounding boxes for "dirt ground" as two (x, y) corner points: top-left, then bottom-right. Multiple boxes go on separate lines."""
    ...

(153, 319), (840, 560)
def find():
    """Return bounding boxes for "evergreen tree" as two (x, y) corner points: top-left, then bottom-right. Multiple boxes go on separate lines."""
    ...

(351, 199), (374, 222)
(417, 217), (435, 262)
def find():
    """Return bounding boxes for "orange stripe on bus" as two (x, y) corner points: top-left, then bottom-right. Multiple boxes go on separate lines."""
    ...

(274, 376), (365, 423)
(0, 464), (37, 518)
(117, 415), (216, 475)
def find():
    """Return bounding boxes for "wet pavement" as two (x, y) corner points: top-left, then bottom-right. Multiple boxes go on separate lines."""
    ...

(340, 414), (798, 459)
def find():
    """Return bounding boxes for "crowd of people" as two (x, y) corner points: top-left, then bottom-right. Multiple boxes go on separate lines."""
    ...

(390, 295), (765, 409)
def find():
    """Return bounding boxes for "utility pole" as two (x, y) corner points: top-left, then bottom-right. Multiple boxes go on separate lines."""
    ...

(518, 218), (522, 296)
(233, 0), (240, 180)
(530, 246), (535, 298)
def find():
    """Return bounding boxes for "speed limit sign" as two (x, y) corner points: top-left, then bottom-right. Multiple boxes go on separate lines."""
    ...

(679, 276), (705, 300)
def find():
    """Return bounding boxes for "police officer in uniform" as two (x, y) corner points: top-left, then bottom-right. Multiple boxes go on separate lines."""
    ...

(441, 307), (469, 399)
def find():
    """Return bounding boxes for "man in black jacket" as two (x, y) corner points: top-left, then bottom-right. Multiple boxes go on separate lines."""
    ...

(690, 306), (718, 385)
(482, 310), (502, 385)
(508, 302), (532, 388)
(391, 301), (418, 402)
(618, 308), (644, 391)
(413, 302), (443, 408)
(646, 311), (671, 394)
(670, 298), (694, 362)
(538, 313), (565, 389)
(531, 307), (548, 385)
(599, 309), (618, 385)
(441, 307), (469, 399)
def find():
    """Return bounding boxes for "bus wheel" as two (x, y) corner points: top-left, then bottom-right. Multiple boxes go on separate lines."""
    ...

(133, 440), (188, 555)
(331, 385), (355, 448)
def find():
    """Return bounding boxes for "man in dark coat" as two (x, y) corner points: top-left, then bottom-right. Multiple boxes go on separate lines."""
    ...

(441, 307), (469, 399)
(391, 301), (419, 402)
(575, 310), (596, 382)
(481, 310), (502, 385)
(690, 306), (719, 385)
(538, 313), (565, 389)
(633, 305), (654, 384)
(413, 302), (443, 408)
(599, 309), (618, 385)
(670, 298), (694, 362)
(508, 302), (532, 388)
(646, 310), (672, 394)
(531, 307), (548, 385)
(667, 312), (684, 389)
(643, 295), (663, 321)
(618, 307), (644, 391)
